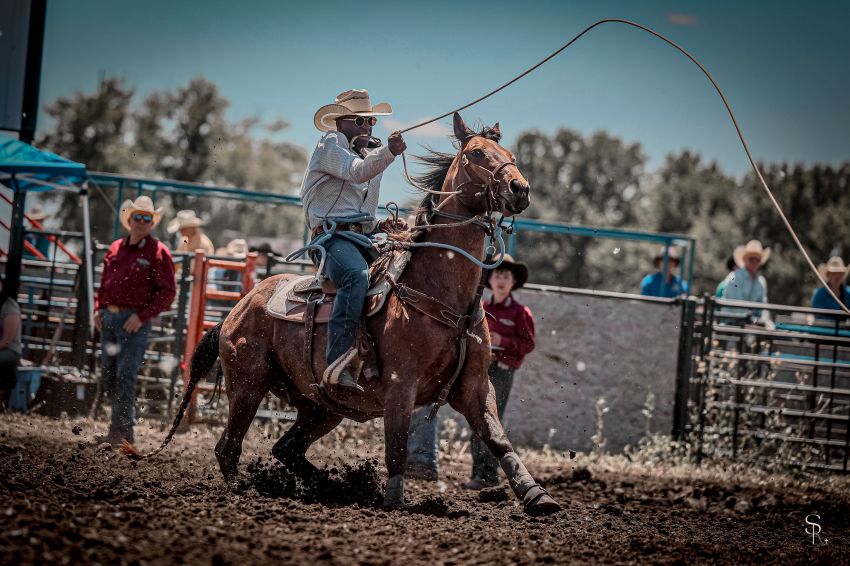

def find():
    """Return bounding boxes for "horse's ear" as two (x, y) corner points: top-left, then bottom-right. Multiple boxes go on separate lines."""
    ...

(485, 122), (501, 142)
(453, 112), (473, 142)
(490, 122), (501, 139)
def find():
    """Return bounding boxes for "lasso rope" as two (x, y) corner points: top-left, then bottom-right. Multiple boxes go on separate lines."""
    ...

(398, 18), (850, 317)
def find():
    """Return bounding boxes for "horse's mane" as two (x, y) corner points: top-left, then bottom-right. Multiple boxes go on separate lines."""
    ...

(412, 123), (502, 231)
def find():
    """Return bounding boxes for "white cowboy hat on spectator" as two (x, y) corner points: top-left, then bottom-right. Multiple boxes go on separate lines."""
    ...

(313, 89), (393, 132)
(167, 210), (205, 233)
(817, 256), (848, 280)
(28, 204), (49, 222)
(119, 196), (163, 231)
(225, 238), (248, 259)
(733, 239), (771, 268)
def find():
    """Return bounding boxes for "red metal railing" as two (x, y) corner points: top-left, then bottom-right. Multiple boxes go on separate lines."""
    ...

(182, 249), (257, 421)
(0, 192), (82, 264)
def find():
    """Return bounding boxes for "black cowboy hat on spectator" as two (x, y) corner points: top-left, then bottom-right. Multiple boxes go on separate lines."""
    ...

(486, 253), (528, 290)
(249, 242), (279, 255)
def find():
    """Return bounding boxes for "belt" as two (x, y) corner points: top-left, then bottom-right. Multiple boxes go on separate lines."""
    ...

(496, 361), (512, 371)
(311, 222), (364, 240)
(105, 305), (132, 314)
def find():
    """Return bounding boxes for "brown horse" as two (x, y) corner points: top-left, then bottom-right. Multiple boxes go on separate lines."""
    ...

(152, 113), (559, 516)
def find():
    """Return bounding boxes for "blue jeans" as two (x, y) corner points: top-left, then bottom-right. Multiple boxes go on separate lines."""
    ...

(100, 310), (151, 439)
(320, 235), (370, 364)
(471, 363), (515, 483)
(407, 407), (439, 471)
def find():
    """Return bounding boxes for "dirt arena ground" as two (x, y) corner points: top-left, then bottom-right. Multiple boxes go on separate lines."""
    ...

(1, 414), (848, 565)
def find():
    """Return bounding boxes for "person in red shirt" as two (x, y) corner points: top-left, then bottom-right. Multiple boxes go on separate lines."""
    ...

(464, 254), (535, 489)
(94, 196), (176, 445)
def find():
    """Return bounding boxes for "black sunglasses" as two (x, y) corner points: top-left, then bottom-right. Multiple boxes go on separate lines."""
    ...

(340, 116), (377, 127)
(131, 213), (153, 223)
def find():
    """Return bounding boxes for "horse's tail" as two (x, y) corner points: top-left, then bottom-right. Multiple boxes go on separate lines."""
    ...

(121, 322), (223, 460)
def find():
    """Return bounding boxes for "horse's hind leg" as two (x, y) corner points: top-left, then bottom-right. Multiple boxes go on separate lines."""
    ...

(215, 368), (270, 485)
(450, 370), (561, 517)
(271, 402), (342, 477)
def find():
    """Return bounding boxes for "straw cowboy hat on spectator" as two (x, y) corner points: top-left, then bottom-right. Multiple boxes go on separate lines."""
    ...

(313, 89), (393, 132)
(818, 256), (848, 280)
(734, 240), (771, 268)
(167, 210), (205, 234)
(119, 196), (163, 231)
(28, 204), (49, 222)
(486, 253), (529, 290)
(225, 238), (248, 259)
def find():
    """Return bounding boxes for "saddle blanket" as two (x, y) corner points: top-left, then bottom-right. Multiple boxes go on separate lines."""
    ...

(266, 250), (411, 324)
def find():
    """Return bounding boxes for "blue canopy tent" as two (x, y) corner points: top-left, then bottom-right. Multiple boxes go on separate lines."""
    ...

(0, 133), (94, 335)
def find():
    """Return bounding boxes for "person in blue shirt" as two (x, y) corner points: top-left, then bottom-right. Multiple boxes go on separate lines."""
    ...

(640, 246), (688, 298)
(23, 205), (51, 260)
(719, 239), (773, 326)
(812, 256), (849, 318)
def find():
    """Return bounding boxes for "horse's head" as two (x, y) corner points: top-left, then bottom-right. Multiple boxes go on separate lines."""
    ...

(451, 112), (531, 216)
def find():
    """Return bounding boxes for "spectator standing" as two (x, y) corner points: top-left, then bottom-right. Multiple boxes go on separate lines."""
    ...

(93, 196), (176, 445)
(167, 210), (215, 255)
(23, 204), (51, 260)
(715, 255), (737, 298)
(250, 242), (279, 280)
(719, 239), (771, 324)
(811, 256), (850, 318)
(0, 276), (22, 410)
(640, 246), (688, 298)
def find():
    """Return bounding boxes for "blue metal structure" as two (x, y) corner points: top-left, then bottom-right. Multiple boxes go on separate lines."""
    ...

(88, 171), (697, 290)
(0, 133), (90, 299)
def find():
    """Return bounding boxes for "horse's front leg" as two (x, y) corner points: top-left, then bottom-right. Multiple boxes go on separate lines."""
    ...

(449, 361), (561, 516)
(381, 376), (417, 508)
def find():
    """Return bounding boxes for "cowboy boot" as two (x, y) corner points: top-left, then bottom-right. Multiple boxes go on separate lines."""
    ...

(323, 347), (364, 392)
(337, 365), (364, 393)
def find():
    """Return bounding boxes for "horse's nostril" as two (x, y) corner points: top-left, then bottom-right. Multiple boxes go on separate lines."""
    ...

(510, 179), (528, 194)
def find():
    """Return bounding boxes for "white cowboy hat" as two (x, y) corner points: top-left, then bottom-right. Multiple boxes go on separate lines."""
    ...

(27, 204), (49, 222)
(817, 256), (848, 280)
(167, 210), (205, 233)
(313, 89), (393, 132)
(733, 239), (771, 268)
(225, 238), (248, 259)
(119, 196), (163, 231)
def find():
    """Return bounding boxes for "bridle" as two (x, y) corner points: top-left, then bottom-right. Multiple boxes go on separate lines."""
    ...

(451, 149), (519, 216)
(402, 137), (521, 231)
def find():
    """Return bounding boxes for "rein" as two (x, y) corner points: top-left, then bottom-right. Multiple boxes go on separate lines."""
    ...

(395, 18), (850, 318)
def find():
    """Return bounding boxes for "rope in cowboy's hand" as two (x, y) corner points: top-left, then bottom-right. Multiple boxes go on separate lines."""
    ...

(396, 18), (850, 317)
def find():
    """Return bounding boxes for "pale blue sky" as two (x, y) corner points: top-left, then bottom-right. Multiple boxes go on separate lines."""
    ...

(38, 0), (850, 203)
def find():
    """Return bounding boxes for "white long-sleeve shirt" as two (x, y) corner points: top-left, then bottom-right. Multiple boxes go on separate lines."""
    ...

(299, 131), (396, 231)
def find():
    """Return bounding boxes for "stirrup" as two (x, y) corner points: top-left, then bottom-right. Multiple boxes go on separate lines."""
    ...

(337, 367), (364, 393)
(322, 347), (358, 386)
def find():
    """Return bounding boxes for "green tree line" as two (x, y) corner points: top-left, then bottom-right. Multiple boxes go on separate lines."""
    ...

(36, 77), (307, 249)
(36, 77), (849, 307)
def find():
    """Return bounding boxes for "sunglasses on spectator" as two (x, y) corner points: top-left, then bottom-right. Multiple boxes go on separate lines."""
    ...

(131, 213), (153, 223)
(340, 116), (377, 127)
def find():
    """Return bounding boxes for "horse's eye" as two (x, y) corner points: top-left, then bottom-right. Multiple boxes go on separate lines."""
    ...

(470, 149), (484, 158)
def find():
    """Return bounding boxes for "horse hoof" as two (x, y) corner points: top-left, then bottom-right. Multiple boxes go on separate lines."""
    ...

(383, 474), (405, 509)
(523, 485), (561, 517)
